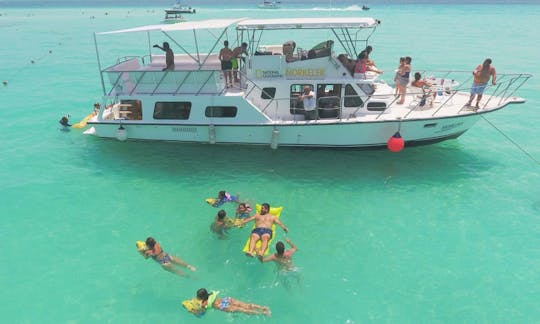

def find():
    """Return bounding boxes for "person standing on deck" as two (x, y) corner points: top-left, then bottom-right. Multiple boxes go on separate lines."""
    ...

(153, 42), (175, 71)
(298, 85), (317, 120)
(466, 58), (497, 110)
(219, 40), (234, 88)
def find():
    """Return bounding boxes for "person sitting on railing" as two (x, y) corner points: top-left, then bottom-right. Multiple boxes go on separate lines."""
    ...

(337, 54), (355, 75)
(354, 51), (382, 79)
(359, 45), (377, 69)
(152, 42), (175, 71)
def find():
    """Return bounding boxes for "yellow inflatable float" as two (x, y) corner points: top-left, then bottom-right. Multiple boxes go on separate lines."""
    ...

(182, 290), (219, 317)
(135, 240), (148, 258)
(71, 112), (95, 129)
(241, 204), (283, 256)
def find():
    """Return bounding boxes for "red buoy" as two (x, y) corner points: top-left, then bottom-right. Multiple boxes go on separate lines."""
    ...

(387, 131), (404, 152)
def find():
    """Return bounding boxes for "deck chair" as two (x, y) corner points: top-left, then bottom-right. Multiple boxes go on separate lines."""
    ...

(409, 86), (432, 109)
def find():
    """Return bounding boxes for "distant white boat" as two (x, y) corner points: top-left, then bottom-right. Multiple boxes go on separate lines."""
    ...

(258, 1), (281, 9)
(166, 1), (196, 16)
(163, 10), (186, 23)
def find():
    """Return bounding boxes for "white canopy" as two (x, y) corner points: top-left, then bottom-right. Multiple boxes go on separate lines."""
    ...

(236, 17), (379, 30)
(97, 18), (246, 35)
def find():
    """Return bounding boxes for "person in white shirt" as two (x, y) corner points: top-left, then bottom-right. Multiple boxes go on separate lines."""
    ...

(299, 85), (317, 120)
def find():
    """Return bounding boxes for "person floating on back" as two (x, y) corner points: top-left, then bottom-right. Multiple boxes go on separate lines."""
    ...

(241, 203), (288, 257)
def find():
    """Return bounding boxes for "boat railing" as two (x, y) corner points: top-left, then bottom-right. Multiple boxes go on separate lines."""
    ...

(247, 70), (531, 123)
(102, 68), (226, 96)
(378, 70), (532, 117)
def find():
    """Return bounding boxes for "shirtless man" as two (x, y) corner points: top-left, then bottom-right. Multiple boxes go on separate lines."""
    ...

(258, 238), (297, 271)
(466, 58), (497, 109)
(219, 40), (234, 88)
(241, 203), (288, 257)
(231, 42), (248, 83)
(152, 42), (174, 71)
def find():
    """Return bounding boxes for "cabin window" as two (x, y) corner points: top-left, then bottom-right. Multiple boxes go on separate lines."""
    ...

(316, 84), (341, 107)
(366, 102), (387, 111)
(344, 84), (364, 107)
(120, 99), (142, 120)
(289, 83), (314, 114)
(317, 84), (341, 118)
(357, 83), (375, 96)
(205, 106), (238, 118)
(153, 102), (191, 120)
(261, 87), (276, 99)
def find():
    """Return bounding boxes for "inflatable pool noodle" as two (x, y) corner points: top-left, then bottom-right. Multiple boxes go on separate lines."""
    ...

(242, 204), (283, 256)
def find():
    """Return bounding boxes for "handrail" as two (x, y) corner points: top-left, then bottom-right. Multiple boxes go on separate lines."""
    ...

(100, 66), (531, 124)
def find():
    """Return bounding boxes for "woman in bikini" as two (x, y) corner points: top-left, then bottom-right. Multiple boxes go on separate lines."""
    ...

(195, 288), (271, 316)
(144, 237), (196, 277)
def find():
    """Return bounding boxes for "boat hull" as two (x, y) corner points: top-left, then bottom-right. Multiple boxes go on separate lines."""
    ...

(87, 114), (479, 148)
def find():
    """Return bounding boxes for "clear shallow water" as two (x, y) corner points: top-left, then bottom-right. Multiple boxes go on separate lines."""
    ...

(1, 3), (539, 323)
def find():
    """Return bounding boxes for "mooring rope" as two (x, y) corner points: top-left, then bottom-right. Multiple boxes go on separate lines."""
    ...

(480, 114), (540, 165)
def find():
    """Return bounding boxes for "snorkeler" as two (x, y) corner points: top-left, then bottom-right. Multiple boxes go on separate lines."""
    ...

(143, 237), (196, 277)
(59, 115), (71, 127)
(184, 288), (270, 316)
(213, 190), (239, 207)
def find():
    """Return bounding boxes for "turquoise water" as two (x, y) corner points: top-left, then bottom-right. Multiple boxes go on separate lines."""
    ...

(1, 3), (540, 323)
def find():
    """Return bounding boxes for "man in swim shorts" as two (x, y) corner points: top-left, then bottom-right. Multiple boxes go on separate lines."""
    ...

(219, 40), (234, 88)
(466, 58), (496, 110)
(241, 203), (288, 257)
(192, 288), (270, 316)
(144, 237), (196, 277)
(231, 42), (248, 84)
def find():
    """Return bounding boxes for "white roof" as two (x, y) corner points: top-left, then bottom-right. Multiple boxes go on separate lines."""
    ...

(236, 17), (379, 30)
(97, 18), (245, 35)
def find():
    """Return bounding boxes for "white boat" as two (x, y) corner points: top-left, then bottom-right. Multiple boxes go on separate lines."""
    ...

(168, 1), (196, 14)
(163, 1), (194, 22)
(163, 11), (186, 23)
(258, 1), (281, 9)
(85, 17), (531, 149)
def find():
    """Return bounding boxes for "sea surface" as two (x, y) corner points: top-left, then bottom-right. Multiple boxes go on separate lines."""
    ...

(1, 2), (539, 323)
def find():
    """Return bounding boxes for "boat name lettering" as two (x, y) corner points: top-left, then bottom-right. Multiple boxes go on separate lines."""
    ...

(255, 70), (282, 78)
(285, 68), (325, 78)
(172, 127), (197, 133)
(441, 122), (464, 132)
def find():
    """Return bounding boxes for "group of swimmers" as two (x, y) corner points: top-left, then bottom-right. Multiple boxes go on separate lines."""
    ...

(137, 190), (299, 317)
